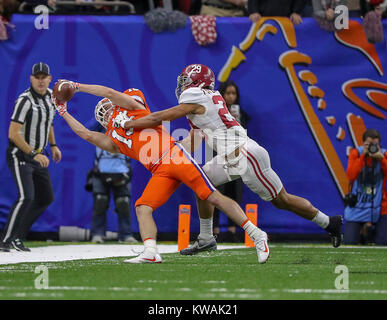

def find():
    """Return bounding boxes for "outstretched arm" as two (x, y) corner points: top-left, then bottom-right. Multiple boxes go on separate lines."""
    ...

(58, 80), (144, 110)
(79, 84), (143, 110)
(54, 100), (119, 153)
(123, 103), (204, 129)
(62, 112), (119, 153)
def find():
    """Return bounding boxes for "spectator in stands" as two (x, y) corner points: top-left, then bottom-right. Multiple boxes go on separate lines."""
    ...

(178, 0), (192, 13)
(141, 0), (182, 13)
(361, 0), (387, 17)
(19, 0), (56, 12)
(129, 0), (150, 14)
(86, 123), (137, 244)
(200, 0), (247, 16)
(303, 0), (314, 17)
(343, 129), (387, 245)
(189, 0), (202, 14)
(312, 0), (348, 31)
(213, 81), (249, 242)
(248, 0), (307, 25)
(73, 0), (110, 14)
(360, 0), (386, 43)
(1, 0), (19, 22)
(348, 0), (361, 17)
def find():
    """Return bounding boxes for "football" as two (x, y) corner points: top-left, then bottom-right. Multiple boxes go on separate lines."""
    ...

(53, 80), (75, 103)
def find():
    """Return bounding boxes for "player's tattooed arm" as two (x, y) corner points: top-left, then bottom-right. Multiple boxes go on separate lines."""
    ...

(78, 84), (143, 110)
(124, 103), (204, 129)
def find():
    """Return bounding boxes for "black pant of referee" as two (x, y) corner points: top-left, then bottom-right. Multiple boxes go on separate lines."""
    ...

(1, 146), (54, 251)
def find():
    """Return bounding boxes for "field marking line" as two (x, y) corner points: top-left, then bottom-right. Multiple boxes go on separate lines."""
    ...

(0, 244), (244, 265)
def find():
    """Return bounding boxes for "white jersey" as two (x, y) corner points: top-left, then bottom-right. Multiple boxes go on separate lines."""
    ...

(179, 87), (248, 157)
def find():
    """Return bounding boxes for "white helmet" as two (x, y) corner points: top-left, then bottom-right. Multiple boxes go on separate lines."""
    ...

(95, 98), (114, 128)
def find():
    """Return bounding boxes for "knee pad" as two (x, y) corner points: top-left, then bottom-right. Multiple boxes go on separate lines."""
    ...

(114, 196), (130, 217)
(93, 194), (109, 216)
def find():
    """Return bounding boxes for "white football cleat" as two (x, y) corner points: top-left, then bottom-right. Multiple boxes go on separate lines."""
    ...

(255, 231), (270, 264)
(124, 249), (162, 264)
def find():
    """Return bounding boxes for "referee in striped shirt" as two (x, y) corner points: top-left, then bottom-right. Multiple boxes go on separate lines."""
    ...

(0, 62), (62, 252)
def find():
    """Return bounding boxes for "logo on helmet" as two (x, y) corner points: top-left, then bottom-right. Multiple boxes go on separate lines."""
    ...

(175, 64), (215, 100)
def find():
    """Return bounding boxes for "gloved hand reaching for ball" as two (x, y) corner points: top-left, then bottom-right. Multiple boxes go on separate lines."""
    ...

(52, 79), (79, 104)
(52, 97), (67, 116)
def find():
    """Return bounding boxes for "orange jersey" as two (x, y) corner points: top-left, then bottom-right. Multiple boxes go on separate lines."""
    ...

(105, 89), (176, 172)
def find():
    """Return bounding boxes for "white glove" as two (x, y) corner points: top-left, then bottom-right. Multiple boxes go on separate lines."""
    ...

(52, 97), (67, 116)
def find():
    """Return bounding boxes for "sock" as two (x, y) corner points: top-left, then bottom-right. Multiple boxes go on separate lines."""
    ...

(241, 220), (262, 243)
(143, 238), (157, 254)
(199, 218), (213, 240)
(312, 211), (330, 229)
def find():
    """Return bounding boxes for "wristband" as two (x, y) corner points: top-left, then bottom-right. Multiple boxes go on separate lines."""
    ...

(50, 144), (57, 147)
(73, 82), (80, 92)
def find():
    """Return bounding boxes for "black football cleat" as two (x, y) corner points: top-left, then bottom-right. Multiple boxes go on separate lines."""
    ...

(0, 242), (11, 252)
(11, 238), (31, 252)
(325, 215), (343, 248)
(180, 236), (217, 255)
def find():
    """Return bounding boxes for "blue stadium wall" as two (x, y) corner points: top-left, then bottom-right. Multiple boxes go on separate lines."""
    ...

(0, 15), (386, 236)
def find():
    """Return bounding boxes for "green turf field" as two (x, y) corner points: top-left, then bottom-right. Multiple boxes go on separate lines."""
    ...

(1, 242), (387, 300)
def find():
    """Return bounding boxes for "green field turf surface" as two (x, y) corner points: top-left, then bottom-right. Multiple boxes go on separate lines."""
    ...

(1, 242), (386, 300)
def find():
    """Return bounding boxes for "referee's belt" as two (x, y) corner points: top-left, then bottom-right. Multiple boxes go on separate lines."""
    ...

(203, 1), (239, 10)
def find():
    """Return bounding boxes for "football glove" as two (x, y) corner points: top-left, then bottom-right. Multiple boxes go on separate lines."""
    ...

(52, 97), (67, 116)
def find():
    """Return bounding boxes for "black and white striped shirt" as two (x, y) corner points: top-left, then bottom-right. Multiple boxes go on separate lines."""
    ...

(10, 87), (56, 151)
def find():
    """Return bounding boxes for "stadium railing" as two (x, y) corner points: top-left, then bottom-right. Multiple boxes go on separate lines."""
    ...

(18, 1), (136, 14)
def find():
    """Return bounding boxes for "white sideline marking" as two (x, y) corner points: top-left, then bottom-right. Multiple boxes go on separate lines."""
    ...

(2, 243), (385, 265)
(0, 285), (153, 292)
(0, 244), (244, 265)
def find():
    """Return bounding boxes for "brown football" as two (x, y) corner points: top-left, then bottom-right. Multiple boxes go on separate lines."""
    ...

(53, 80), (75, 103)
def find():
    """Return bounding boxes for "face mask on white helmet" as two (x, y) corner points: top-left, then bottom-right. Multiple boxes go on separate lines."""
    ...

(95, 98), (114, 129)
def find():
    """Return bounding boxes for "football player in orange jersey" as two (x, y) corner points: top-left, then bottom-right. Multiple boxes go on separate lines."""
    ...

(52, 80), (270, 264)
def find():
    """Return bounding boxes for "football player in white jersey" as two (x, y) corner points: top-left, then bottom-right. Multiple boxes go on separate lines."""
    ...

(121, 64), (343, 255)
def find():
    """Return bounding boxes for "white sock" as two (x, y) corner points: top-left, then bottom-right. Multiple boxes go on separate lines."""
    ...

(199, 218), (213, 240)
(241, 220), (262, 243)
(143, 238), (157, 254)
(312, 211), (330, 229)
